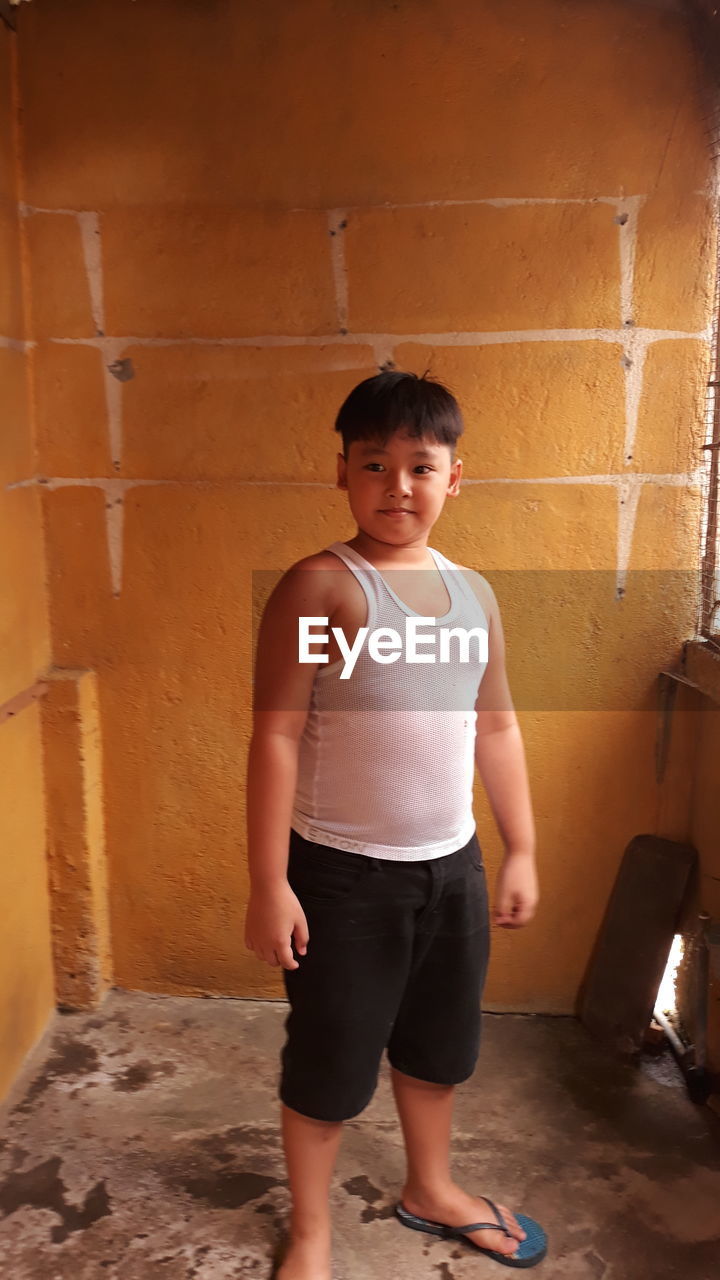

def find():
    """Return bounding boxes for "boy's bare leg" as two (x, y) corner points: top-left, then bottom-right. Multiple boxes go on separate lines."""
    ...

(276, 1103), (343, 1280)
(390, 1066), (527, 1257)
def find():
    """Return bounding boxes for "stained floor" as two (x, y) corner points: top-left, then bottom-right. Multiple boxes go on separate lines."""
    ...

(0, 990), (719, 1278)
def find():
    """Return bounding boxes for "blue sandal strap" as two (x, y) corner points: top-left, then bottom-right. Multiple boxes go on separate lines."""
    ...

(442, 1220), (512, 1237)
(397, 1203), (513, 1239)
(395, 1200), (548, 1268)
(478, 1194), (513, 1236)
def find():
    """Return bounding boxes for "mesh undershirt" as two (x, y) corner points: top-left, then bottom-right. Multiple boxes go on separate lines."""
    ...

(291, 541), (489, 861)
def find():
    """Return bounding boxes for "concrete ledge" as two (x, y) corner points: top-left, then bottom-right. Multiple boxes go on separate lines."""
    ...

(41, 667), (113, 1010)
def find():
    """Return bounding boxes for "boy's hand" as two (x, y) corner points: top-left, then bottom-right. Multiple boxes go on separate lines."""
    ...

(244, 883), (310, 970)
(492, 853), (539, 929)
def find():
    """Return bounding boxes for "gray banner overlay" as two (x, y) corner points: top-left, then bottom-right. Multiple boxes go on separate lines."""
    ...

(251, 569), (700, 712)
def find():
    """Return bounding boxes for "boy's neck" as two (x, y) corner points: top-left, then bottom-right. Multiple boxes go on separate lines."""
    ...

(346, 530), (435, 569)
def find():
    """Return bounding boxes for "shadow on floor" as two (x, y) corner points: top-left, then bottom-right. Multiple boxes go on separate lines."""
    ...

(0, 990), (719, 1278)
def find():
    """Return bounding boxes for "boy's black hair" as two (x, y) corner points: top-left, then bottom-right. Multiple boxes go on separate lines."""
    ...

(334, 370), (463, 457)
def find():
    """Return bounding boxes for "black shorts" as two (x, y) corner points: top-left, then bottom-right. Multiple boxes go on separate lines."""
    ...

(279, 827), (491, 1122)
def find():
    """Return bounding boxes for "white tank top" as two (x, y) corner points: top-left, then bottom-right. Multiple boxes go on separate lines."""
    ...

(291, 541), (489, 861)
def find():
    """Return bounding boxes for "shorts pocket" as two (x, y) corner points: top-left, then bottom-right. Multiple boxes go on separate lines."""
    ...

(465, 835), (485, 873)
(288, 834), (376, 904)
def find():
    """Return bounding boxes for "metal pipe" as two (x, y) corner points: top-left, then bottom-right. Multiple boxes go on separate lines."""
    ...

(696, 912), (711, 1073)
(652, 1006), (688, 1061)
(653, 917), (713, 1104)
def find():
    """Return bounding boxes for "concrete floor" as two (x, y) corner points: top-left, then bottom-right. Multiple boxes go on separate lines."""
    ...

(0, 992), (719, 1279)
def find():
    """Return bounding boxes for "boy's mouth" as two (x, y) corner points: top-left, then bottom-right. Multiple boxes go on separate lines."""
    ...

(379, 508), (413, 516)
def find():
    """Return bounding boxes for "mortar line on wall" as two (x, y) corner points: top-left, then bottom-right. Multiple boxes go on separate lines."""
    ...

(287, 196), (644, 212)
(97, 338), (127, 469)
(465, 196), (630, 209)
(615, 196), (644, 328)
(74, 214), (128, 569)
(615, 476), (645, 598)
(100, 477), (127, 597)
(327, 209), (349, 333)
(372, 339), (396, 367)
(19, 203), (86, 217)
(621, 330), (648, 467)
(2, 474), (135, 595)
(7, 471), (699, 491)
(44, 326), (710, 349)
(10, 468), (699, 601)
(0, 335), (27, 351)
(615, 196), (645, 484)
(8, 470), (697, 599)
(10, 477), (175, 489)
(462, 471), (701, 486)
(77, 213), (105, 335)
(21, 197), (640, 219)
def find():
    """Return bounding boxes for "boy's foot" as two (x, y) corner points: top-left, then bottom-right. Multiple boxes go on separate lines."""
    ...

(274, 1231), (332, 1280)
(399, 1183), (527, 1257)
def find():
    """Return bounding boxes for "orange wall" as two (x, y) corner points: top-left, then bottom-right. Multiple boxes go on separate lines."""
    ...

(10, 0), (717, 1022)
(0, 22), (55, 1102)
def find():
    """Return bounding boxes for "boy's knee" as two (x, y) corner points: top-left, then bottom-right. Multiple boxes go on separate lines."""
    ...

(280, 1088), (375, 1124)
(281, 1100), (344, 1125)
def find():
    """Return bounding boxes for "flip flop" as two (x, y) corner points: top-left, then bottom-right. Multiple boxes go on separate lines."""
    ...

(395, 1195), (547, 1268)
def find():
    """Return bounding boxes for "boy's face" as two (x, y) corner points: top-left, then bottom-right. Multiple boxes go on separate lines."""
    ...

(336, 427), (462, 545)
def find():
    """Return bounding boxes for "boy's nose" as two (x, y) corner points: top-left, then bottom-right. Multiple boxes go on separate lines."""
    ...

(385, 473), (412, 497)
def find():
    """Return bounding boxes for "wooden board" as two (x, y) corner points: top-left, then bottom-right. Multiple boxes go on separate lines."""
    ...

(578, 834), (697, 1054)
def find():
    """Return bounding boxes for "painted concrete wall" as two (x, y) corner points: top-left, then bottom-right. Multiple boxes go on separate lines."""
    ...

(5, 0), (718, 1042)
(0, 23), (55, 1102)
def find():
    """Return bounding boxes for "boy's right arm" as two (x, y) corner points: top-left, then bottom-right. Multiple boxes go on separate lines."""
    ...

(244, 561), (330, 970)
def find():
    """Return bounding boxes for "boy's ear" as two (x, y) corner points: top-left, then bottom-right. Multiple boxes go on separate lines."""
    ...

(336, 451), (348, 490)
(447, 456), (463, 497)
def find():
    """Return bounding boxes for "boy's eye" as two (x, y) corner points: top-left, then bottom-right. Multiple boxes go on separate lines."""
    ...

(362, 463), (434, 474)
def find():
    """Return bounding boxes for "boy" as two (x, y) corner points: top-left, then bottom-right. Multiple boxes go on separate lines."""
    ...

(244, 372), (545, 1277)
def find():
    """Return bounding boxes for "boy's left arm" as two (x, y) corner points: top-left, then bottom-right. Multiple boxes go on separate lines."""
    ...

(467, 571), (539, 929)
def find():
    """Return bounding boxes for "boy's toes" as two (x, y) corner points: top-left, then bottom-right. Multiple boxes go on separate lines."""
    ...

(496, 1232), (521, 1255)
(463, 1199), (525, 1255)
(461, 1225), (513, 1254)
(496, 1200), (526, 1240)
